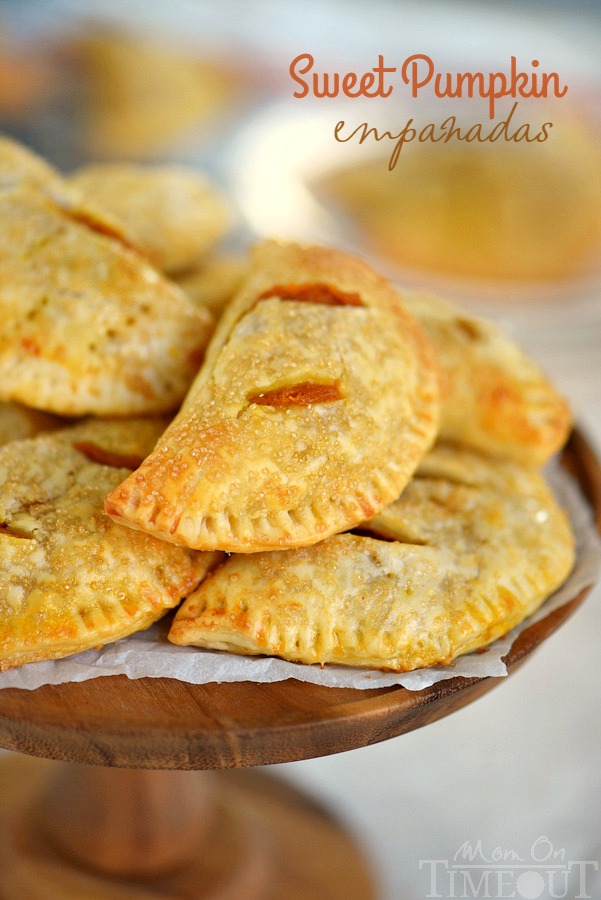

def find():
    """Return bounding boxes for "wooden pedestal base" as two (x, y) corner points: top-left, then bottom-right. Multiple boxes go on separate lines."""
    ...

(0, 754), (374, 899)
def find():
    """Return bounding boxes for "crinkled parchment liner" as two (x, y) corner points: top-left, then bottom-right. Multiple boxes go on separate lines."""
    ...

(1, 463), (600, 692)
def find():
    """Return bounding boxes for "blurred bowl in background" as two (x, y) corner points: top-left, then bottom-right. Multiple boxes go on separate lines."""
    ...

(315, 108), (601, 288)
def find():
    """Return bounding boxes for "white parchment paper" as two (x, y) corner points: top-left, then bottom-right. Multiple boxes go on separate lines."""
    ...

(1, 464), (599, 692)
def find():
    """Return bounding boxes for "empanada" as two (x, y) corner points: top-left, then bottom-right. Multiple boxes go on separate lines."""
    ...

(402, 292), (570, 466)
(0, 419), (217, 671)
(76, 31), (239, 159)
(169, 444), (574, 671)
(106, 241), (440, 552)
(0, 171), (213, 416)
(69, 163), (232, 274)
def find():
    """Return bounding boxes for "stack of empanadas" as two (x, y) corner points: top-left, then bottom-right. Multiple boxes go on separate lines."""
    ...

(0, 137), (223, 671)
(160, 259), (574, 670)
(0, 136), (575, 676)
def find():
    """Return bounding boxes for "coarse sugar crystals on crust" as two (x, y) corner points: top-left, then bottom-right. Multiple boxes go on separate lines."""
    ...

(0, 418), (219, 672)
(105, 240), (440, 552)
(169, 443), (575, 671)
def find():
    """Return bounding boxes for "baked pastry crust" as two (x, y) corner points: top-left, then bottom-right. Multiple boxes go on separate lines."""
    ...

(69, 163), (232, 274)
(0, 168), (214, 415)
(403, 292), (571, 466)
(0, 419), (218, 672)
(106, 241), (440, 552)
(169, 443), (575, 671)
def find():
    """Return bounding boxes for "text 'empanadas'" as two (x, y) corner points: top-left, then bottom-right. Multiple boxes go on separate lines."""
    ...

(169, 443), (574, 671)
(0, 419), (217, 672)
(403, 292), (570, 466)
(106, 241), (440, 552)
(0, 137), (213, 416)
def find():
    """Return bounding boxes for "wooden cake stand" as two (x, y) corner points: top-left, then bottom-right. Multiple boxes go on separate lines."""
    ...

(0, 430), (599, 900)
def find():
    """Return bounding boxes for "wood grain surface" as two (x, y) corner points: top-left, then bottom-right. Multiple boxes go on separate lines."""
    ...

(0, 757), (375, 899)
(0, 430), (598, 771)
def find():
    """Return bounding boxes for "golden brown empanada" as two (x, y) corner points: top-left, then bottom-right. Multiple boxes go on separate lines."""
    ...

(69, 163), (232, 274)
(0, 173), (213, 416)
(0, 419), (218, 672)
(169, 443), (574, 671)
(76, 31), (240, 159)
(106, 241), (440, 552)
(0, 402), (62, 446)
(402, 292), (570, 466)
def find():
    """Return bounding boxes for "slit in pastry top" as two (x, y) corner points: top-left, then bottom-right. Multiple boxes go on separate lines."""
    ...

(256, 283), (364, 307)
(248, 381), (343, 407)
(72, 441), (145, 470)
